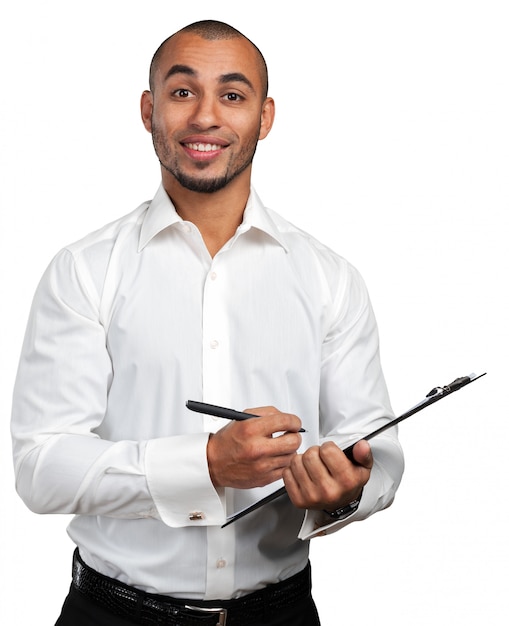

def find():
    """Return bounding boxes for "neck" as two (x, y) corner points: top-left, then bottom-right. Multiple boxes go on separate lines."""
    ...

(163, 173), (251, 257)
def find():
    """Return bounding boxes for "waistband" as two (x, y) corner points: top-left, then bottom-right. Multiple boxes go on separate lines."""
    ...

(71, 549), (312, 625)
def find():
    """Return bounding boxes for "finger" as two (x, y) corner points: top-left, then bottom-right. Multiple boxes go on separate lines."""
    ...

(284, 453), (337, 509)
(243, 405), (279, 416)
(288, 450), (330, 498)
(270, 452), (299, 472)
(318, 440), (372, 477)
(288, 450), (313, 484)
(301, 445), (332, 484)
(319, 441), (371, 502)
(269, 434), (302, 458)
(317, 441), (348, 476)
(243, 408), (303, 435)
(252, 451), (299, 484)
(282, 466), (307, 509)
(233, 419), (301, 455)
(351, 440), (373, 469)
(224, 421), (300, 468)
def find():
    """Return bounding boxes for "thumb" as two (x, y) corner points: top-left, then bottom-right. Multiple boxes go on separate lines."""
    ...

(352, 440), (373, 469)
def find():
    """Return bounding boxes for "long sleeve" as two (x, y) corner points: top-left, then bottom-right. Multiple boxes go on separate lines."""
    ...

(11, 248), (225, 525)
(10, 187), (404, 598)
(299, 259), (404, 539)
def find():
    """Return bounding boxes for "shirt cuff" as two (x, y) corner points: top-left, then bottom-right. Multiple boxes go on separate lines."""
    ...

(145, 433), (226, 527)
(297, 469), (382, 540)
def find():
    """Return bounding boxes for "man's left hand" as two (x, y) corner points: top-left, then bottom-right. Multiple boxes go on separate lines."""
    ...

(282, 440), (372, 512)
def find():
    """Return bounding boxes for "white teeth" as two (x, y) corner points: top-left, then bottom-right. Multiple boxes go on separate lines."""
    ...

(186, 142), (221, 152)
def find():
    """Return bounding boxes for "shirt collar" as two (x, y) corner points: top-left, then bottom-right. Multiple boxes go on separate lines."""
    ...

(138, 184), (289, 253)
(240, 189), (289, 252)
(138, 184), (182, 251)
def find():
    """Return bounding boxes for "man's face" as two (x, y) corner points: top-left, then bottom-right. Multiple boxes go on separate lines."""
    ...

(142, 33), (274, 194)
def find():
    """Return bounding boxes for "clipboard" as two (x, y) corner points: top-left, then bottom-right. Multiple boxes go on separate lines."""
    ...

(221, 372), (486, 527)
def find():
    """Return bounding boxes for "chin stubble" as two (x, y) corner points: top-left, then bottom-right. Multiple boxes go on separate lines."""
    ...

(151, 124), (259, 194)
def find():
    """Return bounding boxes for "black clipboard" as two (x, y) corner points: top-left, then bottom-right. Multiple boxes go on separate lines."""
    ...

(221, 372), (486, 527)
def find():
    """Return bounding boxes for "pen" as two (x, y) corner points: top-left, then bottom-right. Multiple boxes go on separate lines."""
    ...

(186, 400), (306, 432)
(220, 371), (486, 527)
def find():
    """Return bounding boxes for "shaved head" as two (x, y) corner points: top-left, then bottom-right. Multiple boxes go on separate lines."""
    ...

(149, 20), (268, 98)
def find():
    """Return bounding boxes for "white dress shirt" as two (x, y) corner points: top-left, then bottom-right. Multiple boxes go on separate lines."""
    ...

(11, 184), (404, 600)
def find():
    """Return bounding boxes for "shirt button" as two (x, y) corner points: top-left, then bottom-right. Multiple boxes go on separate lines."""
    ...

(188, 512), (205, 521)
(210, 272), (217, 281)
(210, 340), (219, 349)
(216, 559), (227, 569)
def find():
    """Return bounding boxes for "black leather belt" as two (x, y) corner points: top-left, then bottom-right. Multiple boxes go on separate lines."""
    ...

(71, 550), (311, 625)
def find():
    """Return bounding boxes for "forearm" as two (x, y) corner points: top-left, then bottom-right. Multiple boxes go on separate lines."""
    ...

(11, 249), (225, 526)
(14, 431), (225, 525)
(15, 434), (153, 516)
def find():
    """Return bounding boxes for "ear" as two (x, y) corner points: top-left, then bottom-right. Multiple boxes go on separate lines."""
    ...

(258, 97), (275, 140)
(140, 90), (153, 133)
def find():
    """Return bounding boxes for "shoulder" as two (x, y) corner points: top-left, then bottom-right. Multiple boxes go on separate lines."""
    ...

(64, 201), (150, 260)
(265, 206), (365, 294)
(39, 201), (150, 313)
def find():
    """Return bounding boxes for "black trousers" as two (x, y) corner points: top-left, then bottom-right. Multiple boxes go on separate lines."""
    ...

(55, 578), (321, 626)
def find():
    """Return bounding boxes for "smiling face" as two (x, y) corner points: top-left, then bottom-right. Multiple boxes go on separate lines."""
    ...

(141, 32), (275, 195)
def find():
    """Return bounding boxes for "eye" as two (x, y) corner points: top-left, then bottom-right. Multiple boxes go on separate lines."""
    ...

(174, 88), (191, 98)
(224, 92), (243, 102)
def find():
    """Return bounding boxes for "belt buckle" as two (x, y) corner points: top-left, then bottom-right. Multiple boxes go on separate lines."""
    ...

(185, 604), (227, 625)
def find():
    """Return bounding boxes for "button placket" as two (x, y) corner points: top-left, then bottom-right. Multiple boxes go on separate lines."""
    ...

(205, 525), (235, 599)
(202, 261), (231, 406)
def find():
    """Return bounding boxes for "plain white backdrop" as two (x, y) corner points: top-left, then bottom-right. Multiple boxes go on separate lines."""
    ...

(1, 1), (507, 624)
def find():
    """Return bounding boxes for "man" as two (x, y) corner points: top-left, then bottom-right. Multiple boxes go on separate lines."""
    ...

(11, 20), (404, 626)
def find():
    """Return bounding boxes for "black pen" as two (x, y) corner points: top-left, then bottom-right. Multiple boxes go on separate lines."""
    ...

(220, 371), (487, 527)
(186, 400), (306, 432)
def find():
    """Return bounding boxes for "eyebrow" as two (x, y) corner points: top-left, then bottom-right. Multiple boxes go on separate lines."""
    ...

(163, 65), (255, 93)
(163, 64), (196, 82)
(219, 72), (255, 93)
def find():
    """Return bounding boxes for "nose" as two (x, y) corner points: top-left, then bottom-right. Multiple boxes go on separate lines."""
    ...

(188, 94), (221, 130)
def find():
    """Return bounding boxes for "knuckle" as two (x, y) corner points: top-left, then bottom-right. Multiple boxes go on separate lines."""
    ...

(285, 433), (301, 451)
(241, 419), (259, 437)
(277, 412), (299, 430)
(244, 439), (263, 461)
(304, 445), (320, 457)
(245, 405), (276, 417)
(302, 445), (320, 463)
(342, 473), (360, 494)
(258, 457), (275, 474)
(322, 484), (340, 503)
(320, 441), (338, 459)
(289, 454), (301, 470)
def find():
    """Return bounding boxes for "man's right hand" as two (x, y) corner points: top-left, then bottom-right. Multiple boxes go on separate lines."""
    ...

(206, 406), (303, 489)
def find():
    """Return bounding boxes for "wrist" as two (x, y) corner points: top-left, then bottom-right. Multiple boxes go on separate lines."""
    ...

(322, 490), (362, 520)
(206, 433), (222, 488)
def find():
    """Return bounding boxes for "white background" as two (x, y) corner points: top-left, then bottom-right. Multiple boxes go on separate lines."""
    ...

(1, 1), (507, 624)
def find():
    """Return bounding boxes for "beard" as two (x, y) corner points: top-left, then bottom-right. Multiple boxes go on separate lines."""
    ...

(163, 163), (237, 194)
(151, 124), (259, 194)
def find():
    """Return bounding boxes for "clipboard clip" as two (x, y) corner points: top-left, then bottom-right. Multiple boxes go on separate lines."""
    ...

(426, 375), (473, 397)
(221, 371), (486, 527)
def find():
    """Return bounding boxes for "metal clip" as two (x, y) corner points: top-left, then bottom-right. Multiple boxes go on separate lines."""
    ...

(185, 605), (228, 625)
